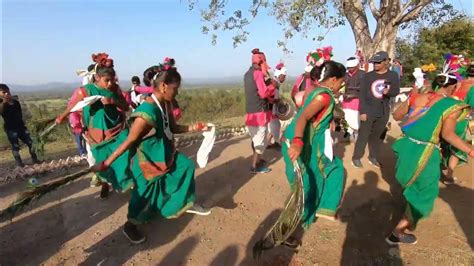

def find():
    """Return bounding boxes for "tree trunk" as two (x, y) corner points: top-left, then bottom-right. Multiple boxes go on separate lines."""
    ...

(342, 0), (400, 60)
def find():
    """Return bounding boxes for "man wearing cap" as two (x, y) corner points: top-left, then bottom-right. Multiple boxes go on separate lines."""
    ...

(352, 51), (400, 168)
(244, 48), (276, 173)
(0, 84), (40, 167)
(342, 57), (365, 141)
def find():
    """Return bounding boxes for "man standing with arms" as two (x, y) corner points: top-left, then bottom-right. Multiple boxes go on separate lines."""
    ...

(244, 48), (275, 173)
(352, 51), (400, 168)
(0, 84), (40, 167)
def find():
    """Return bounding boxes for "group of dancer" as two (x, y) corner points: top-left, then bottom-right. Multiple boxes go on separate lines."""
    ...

(55, 54), (210, 243)
(6, 46), (471, 251)
(242, 47), (473, 248)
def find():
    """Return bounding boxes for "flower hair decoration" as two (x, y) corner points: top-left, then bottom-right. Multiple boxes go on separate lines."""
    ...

(91, 53), (114, 68)
(153, 57), (176, 81)
(440, 53), (470, 82)
(306, 46), (333, 67)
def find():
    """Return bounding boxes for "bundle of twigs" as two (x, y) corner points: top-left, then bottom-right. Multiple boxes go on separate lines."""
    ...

(253, 141), (305, 259)
(0, 168), (91, 222)
(30, 117), (57, 158)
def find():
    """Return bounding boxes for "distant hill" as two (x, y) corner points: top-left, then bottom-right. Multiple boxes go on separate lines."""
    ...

(7, 75), (297, 93)
(8, 82), (79, 92)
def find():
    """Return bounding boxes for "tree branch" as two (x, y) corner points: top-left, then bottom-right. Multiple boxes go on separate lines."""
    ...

(368, 0), (381, 18)
(394, 0), (432, 25)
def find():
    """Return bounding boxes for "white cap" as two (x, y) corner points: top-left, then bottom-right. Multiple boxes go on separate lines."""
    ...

(346, 58), (359, 68)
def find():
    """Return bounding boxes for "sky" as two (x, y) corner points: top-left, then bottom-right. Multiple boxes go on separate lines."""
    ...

(1, 0), (472, 85)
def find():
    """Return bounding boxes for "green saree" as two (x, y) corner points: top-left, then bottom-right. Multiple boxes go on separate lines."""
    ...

(81, 84), (133, 192)
(282, 88), (344, 228)
(127, 101), (195, 224)
(394, 97), (468, 228)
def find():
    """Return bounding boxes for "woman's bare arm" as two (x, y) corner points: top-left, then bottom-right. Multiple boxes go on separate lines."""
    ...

(441, 110), (473, 154)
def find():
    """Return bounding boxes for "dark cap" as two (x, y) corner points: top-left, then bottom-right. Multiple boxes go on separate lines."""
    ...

(369, 51), (389, 63)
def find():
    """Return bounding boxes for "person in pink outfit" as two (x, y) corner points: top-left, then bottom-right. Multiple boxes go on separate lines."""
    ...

(244, 48), (276, 173)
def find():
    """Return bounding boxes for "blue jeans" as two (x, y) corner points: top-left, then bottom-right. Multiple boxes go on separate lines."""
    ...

(6, 127), (38, 165)
(73, 133), (87, 156)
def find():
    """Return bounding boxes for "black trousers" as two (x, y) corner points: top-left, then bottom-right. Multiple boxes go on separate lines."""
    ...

(352, 115), (389, 160)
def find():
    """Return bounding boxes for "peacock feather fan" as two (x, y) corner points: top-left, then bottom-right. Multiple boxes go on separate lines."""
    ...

(253, 142), (305, 259)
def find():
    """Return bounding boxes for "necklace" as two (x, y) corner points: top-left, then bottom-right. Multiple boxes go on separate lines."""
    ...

(151, 94), (173, 140)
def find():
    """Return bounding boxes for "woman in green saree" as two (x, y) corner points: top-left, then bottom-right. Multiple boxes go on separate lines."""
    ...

(92, 61), (210, 244)
(388, 73), (474, 245)
(283, 61), (346, 247)
(57, 53), (132, 198)
(435, 78), (472, 184)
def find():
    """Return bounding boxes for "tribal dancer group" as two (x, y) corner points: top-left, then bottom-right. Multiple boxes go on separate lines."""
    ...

(4, 47), (472, 251)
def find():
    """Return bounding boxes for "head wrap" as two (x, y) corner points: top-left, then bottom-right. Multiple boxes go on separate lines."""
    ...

(251, 48), (270, 74)
(346, 57), (359, 68)
(274, 62), (287, 78)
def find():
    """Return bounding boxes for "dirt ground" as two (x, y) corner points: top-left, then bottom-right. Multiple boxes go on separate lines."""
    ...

(0, 126), (473, 265)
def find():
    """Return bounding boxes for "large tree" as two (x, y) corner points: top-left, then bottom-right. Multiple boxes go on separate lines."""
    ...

(187, 0), (462, 59)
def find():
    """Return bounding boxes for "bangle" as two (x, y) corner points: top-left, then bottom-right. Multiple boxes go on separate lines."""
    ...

(292, 137), (304, 147)
(99, 161), (109, 172)
(195, 122), (205, 131)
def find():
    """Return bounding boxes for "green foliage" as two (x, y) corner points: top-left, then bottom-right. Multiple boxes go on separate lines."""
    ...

(187, 0), (461, 54)
(0, 86), (251, 150)
(396, 17), (474, 86)
(177, 87), (246, 124)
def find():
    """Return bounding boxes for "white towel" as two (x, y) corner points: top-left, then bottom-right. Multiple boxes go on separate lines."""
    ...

(324, 128), (334, 161)
(196, 123), (216, 168)
(70, 96), (104, 112)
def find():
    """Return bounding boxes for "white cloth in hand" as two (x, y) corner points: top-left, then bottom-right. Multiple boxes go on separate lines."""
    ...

(197, 123), (216, 168)
(324, 128), (334, 161)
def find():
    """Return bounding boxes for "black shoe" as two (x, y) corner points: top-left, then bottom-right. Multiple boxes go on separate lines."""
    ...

(385, 233), (417, 245)
(100, 183), (109, 199)
(257, 159), (267, 168)
(368, 157), (380, 168)
(186, 204), (211, 216)
(282, 237), (302, 250)
(122, 222), (146, 244)
(440, 176), (457, 185)
(351, 159), (363, 168)
(250, 166), (272, 174)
